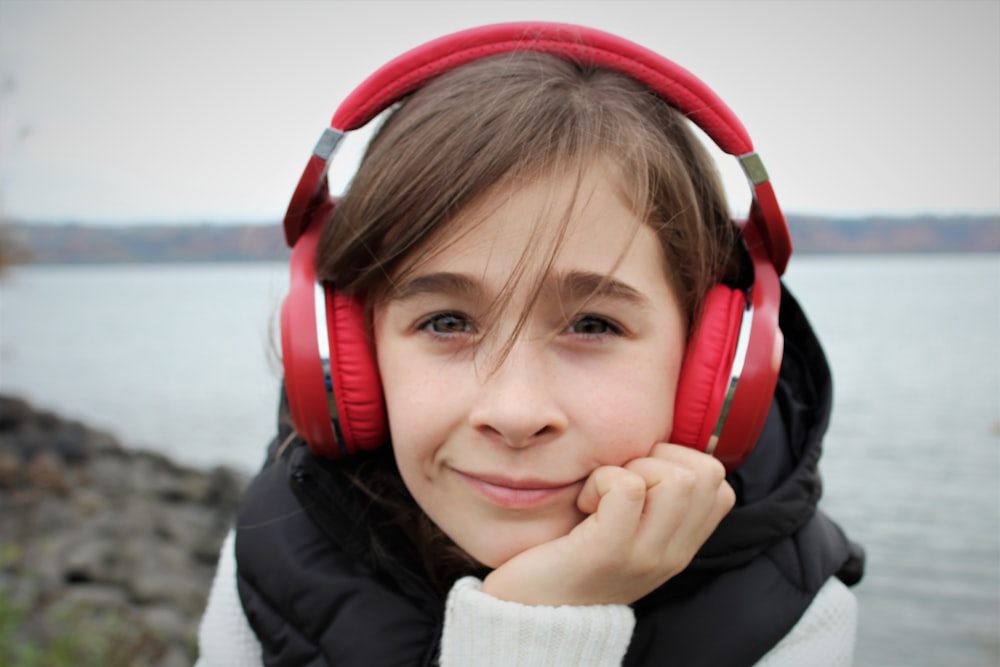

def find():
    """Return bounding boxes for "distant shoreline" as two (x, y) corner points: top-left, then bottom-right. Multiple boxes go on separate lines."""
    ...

(3, 214), (998, 264)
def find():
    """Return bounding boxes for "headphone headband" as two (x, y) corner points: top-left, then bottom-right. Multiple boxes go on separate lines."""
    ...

(334, 23), (749, 148)
(282, 22), (791, 274)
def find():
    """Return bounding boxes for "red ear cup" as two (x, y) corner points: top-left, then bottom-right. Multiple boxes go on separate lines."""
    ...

(711, 223), (783, 470)
(670, 224), (783, 473)
(324, 289), (387, 453)
(670, 285), (746, 451)
(280, 201), (387, 458)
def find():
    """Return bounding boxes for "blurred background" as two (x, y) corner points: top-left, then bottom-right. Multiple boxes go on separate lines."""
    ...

(1, 1), (998, 665)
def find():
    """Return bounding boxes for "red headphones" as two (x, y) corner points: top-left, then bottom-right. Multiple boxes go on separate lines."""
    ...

(279, 22), (791, 473)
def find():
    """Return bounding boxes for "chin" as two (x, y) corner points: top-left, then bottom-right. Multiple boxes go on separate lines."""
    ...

(459, 520), (578, 570)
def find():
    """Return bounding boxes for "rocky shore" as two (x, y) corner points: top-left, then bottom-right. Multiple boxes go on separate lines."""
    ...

(0, 394), (248, 666)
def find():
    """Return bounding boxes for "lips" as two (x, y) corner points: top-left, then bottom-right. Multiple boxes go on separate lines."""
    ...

(455, 470), (583, 509)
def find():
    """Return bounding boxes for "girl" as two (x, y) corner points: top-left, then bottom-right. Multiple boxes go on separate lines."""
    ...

(198, 23), (864, 666)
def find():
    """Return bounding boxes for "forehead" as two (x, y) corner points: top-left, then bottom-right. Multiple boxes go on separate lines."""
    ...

(396, 163), (665, 287)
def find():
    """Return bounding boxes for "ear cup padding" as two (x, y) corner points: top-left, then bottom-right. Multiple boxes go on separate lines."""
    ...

(670, 285), (745, 449)
(280, 204), (386, 459)
(325, 291), (387, 453)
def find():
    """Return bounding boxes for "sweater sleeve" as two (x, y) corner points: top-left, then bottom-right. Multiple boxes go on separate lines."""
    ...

(440, 576), (636, 667)
(194, 530), (264, 667)
(755, 577), (858, 667)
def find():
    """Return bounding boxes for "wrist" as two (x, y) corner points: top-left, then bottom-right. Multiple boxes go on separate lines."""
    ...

(482, 563), (571, 606)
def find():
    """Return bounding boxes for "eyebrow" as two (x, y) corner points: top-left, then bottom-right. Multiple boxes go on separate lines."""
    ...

(388, 272), (481, 301)
(552, 270), (650, 308)
(388, 269), (650, 308)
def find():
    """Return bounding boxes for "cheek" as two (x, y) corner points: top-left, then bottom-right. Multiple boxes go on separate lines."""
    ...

(574, 354), (681, 464)
(381, 375), (445, 510)
(380, 367), (442, 467)
(376, 336), (467, 476)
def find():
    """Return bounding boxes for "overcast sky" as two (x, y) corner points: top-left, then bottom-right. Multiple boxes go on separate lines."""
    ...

(0, 0), (997, 224)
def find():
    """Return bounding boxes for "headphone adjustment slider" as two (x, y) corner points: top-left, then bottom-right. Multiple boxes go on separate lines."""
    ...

(739, 152), (769, 186)
(313, 128), (346, 161)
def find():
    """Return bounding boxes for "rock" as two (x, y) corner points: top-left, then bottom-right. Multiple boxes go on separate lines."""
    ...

(0, 393), (249, 665)
(26, 450), (70, 495)
(0, 447), (21, 487)
(0, 394), (33, 428)
(59, 581), (130, 608)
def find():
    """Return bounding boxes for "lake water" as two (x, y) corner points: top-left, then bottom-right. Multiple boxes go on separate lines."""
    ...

(1, 255), (998, 666)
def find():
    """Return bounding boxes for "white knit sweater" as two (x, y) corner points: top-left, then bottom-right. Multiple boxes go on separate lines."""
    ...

(196, 531), (857, 666)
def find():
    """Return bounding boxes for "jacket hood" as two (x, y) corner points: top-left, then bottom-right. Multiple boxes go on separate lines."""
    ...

(694, 283), (833, 566)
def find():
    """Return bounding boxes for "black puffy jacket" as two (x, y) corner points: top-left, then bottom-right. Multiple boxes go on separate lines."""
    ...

(235, 285), (865, 666)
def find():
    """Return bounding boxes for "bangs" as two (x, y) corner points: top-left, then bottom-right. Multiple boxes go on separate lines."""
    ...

(316, 51), (735, 334)
(381, 158), (650, 372)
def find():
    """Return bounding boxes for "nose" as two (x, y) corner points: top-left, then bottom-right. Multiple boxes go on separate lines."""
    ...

(468, 341), (567, 449)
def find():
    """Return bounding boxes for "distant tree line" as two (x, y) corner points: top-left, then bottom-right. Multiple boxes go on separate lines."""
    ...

(786, 215), (999, 254)
(3, 222), (290, 265)
(1, 215), (998, 265)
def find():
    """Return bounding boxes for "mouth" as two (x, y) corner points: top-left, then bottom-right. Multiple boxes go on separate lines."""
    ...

(455, 470), (584, 509)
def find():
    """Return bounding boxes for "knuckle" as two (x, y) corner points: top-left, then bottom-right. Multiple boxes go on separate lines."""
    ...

(688, 453), (728, 492)
(650, 442), (673, 459)
(703, 454), (727, 479)
(719, 481), (737, 510)
(619, 471), (648, 502)
(688, 449), (725, 479)
(671, 466), (699, 495)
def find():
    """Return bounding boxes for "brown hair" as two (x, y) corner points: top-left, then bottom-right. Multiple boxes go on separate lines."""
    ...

(315, 51), (737, 329)
(310, 51), (740, 589)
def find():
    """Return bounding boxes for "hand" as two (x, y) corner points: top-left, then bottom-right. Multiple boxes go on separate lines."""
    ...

(481, 444), (735, 606)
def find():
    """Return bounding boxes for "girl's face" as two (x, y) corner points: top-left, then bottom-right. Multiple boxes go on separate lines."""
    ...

(373, 165), (687, 568)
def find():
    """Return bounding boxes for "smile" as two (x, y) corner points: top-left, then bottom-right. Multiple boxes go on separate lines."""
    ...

(455, 470), (583, 509)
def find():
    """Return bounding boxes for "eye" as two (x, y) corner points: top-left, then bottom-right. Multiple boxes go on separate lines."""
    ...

(419, 312), (475, 337)
(566, 315), (623, 338)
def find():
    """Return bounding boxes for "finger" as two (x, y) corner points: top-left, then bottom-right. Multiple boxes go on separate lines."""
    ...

(626, 446), (727, 504)
(574, 466), (646, 548)
(624, 454), (733, 551)
(646, 441), (728, 472)
(623, 457), (697, 544)
(663, 479), (735, 562)
(576, 465), (646, 514)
